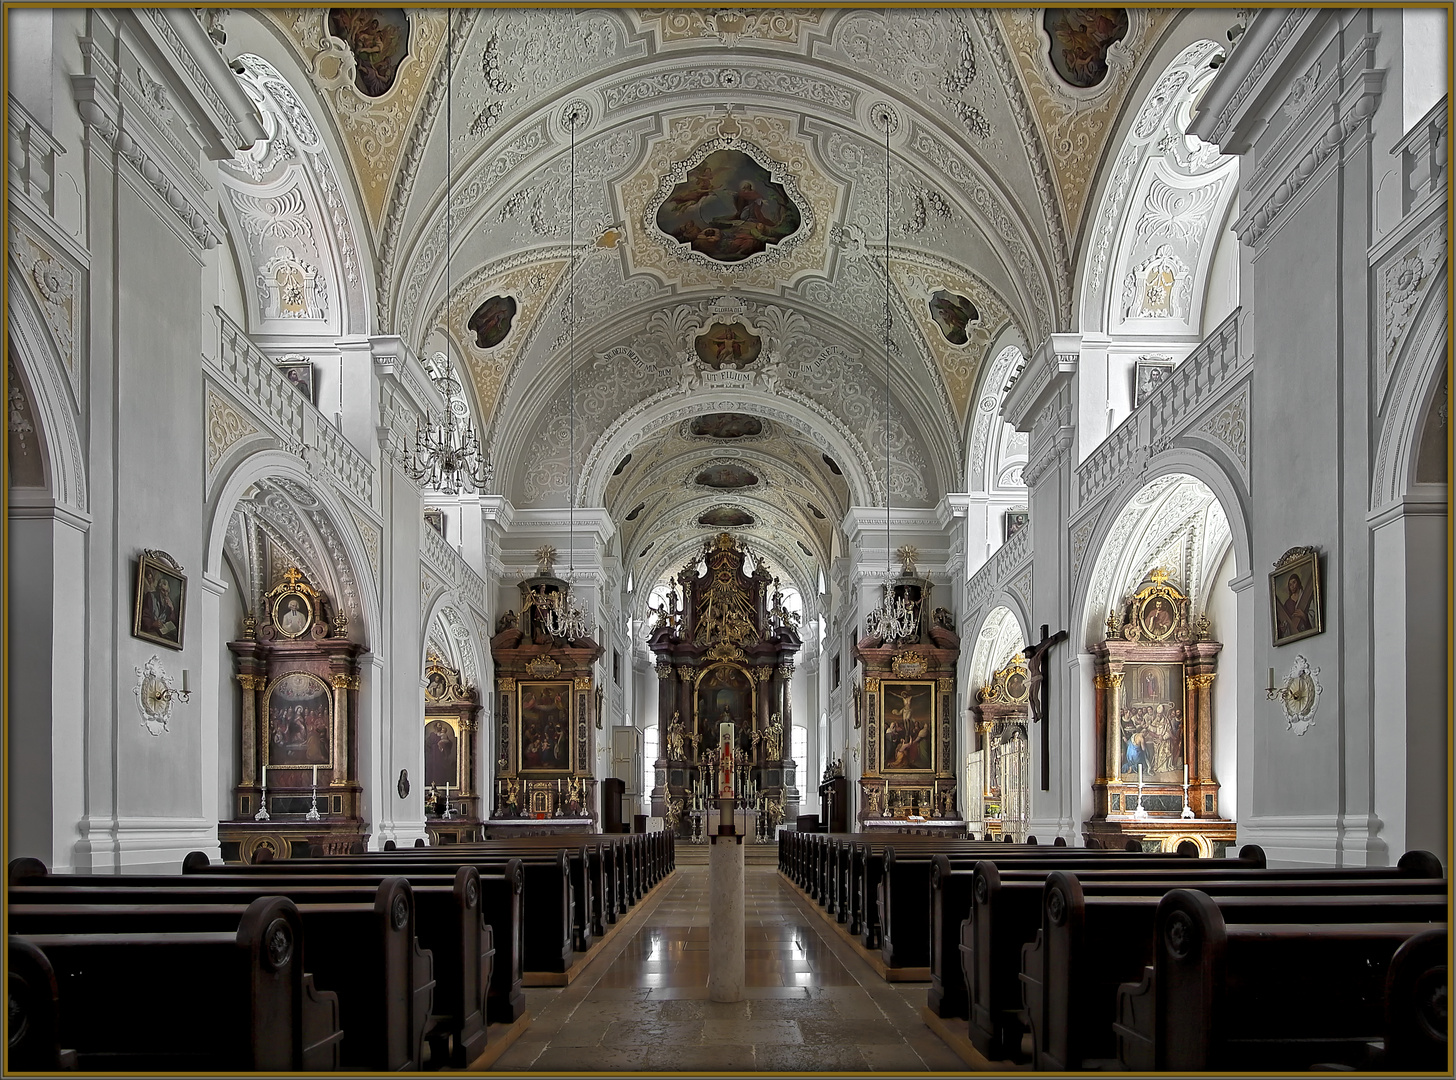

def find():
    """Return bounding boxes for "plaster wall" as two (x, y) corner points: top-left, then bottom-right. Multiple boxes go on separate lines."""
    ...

(216, 559), (245, 821)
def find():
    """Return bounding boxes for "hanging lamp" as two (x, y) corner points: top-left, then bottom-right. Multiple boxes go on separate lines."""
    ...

(865, 107), (918, 644)
(405, 21), (492, 495)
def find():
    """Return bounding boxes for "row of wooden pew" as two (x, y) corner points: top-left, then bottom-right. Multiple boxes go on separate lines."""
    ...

(779, 830), (1448, 1071)
(7, 829), (674, 1072)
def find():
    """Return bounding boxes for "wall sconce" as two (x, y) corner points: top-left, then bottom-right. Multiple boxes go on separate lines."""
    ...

(134, 656), (191, 736)
(1266, 656), (1322, 736)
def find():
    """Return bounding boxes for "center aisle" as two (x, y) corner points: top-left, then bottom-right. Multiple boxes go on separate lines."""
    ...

(491, 849), (966, 1072)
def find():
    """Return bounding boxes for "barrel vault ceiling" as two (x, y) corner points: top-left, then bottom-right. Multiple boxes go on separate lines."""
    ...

(260, 7), (1180, 594)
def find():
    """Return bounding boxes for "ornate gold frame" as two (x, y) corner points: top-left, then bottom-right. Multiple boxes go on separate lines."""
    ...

(516, 680), (574, 773)
(261, 670), (335, 770)
(878, 679), (937, 775)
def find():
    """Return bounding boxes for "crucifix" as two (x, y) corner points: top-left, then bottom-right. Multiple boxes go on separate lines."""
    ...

(1024, 622), (1068, 791)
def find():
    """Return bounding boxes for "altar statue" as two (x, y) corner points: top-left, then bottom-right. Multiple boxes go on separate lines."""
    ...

(667, 711), (686, 760)
(765, 713), (783, 760)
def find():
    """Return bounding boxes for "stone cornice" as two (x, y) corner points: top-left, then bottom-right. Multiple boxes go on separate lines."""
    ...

(1188, 9), (1321, 154)
(1002, 332), (1078, 433)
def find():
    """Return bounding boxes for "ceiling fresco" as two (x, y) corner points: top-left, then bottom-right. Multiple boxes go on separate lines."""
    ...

(251, 6), (1188, 595)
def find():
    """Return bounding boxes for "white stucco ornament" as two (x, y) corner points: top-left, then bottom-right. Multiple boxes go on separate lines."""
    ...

(1274, 654), (1322, 737)
(134, 655), (190, 736)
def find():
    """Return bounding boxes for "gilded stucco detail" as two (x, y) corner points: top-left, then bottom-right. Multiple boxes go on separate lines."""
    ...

(267, 8), (449, 233)
(205, 386), (262, 476)
(996, 8), (1171, 239)
(888, 256), (1014, 426)
(635, 9), (825, 47)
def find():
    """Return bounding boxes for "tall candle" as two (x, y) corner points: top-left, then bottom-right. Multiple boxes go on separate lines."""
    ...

(261, 765), (267, 792)
(182, 668), (190, 692)
(1184, 764), (1188, 785)
(1269, 667), (1275, 688)
(1138, 764), (1143, 786)
(312, 765), (318, 787)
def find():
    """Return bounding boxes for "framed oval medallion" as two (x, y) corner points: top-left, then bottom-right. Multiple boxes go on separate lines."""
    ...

(272, 590), (315, 639)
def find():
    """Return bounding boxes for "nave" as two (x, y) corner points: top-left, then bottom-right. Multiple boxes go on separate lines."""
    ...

(493, 850), (966, 1073)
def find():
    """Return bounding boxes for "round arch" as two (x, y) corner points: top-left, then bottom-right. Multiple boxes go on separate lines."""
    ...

(1373, 274), (1449, 511)
(204, 449), (382, 650)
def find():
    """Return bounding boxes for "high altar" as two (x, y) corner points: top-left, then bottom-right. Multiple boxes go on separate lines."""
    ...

(488, 547), (604, 833)
(854, 548), (963, 827)
(225, 568), (367, 862)
(647, 532), (802, 833)
(1082, 568), (1234, 856)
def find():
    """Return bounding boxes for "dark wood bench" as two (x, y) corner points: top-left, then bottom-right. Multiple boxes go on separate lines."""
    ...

(1114, 887), (1447, 1070)
(9, 896), (343, 1071)
(10, 875), (432, 1071)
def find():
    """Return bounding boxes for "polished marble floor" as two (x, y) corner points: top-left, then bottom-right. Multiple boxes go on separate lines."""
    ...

(491, 860), (966, 1073)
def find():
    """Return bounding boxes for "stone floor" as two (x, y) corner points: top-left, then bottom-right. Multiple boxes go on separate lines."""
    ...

(491, 861), (966, 1073)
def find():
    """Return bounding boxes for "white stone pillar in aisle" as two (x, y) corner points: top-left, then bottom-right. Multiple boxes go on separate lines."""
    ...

(707, 796), (745, 1002)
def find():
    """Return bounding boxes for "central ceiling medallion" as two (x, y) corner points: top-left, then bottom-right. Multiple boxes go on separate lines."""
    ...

(699, 507), (755, 528)
(655, 148), (803, 263)
(695, 463), (759, 489)
(928, 291), (979, 346)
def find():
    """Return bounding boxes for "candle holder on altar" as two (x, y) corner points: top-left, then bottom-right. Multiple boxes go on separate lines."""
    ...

(305, 783), (321, 821)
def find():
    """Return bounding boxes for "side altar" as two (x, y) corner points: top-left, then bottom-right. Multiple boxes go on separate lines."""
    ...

(647, 532), (802, 834)
(854, 546), (963, 828)
(224, 568), (367, 862)
(488, 546), (604, 831)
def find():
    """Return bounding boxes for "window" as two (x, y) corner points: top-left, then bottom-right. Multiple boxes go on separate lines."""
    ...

(792, 724), (807, 765)
(643, 724), (658, 801)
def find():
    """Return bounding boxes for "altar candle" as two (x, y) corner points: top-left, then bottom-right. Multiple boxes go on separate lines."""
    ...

(261, 765), (267, 792)
(312, 765), (318, 787)
(1138, 764), (1143, 786)
(1184, 764), (1188, 786)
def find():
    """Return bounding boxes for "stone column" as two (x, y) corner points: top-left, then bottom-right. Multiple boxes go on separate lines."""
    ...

(708, 808), (745, 1002)
(237, 673), (264, 788)
(1189, 672), (1217, 804)
(1104, 670), (1124, 784)
(330, 672), (355, 785)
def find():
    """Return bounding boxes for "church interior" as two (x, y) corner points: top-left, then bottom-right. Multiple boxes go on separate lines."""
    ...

(4, 5), (1450, 1074)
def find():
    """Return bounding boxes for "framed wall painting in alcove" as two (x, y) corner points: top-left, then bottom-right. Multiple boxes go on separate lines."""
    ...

(133, 549), (186, 650)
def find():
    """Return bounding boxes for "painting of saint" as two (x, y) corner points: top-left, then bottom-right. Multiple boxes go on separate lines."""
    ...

(327, 8), (411, 98)
(1005, 670), (1028, 703)
(133, 554), (186, 650)
(696, 665), (753, 750)
(519, 681), (572, 771)
(1139, 595), (1177, 640)
(467, 295), (517, 350)
(928, 291), (979, 346)
(693, 323), (763, 369)
(698, 507), (754, 528)
(655, 149), (803, 263)
(425, 669), (448, 702)
(1270, 551), (1322, 646)
(266, 672), (332, 767)
(881, 682), (934, 772)
(272, 591), (314, 638)
(424, 719), (457, 788)
(690, 413), (763, 439)
(277, 360), (314, 403)
(1042, 8), (1130, 89)
(1119, 663), (1183, 782)
(694, 464), (759, 489)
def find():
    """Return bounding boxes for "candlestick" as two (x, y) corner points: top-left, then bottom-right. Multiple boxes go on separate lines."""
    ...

(255, 765), (270, 821)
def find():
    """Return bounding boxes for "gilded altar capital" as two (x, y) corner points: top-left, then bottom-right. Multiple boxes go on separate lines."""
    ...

(499, 677), (517, 693)
(236, 673), (266, 691)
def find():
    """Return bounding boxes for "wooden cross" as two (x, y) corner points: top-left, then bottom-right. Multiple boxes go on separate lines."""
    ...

(1024, 622), (1068, 791)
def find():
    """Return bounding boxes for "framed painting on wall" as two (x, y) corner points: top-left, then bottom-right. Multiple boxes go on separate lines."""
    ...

(133, 549), (187, 650)
(1270, 546), (1322, 646)
(879, 680), (936, 773)
(424, 718), (459, 788)
(518, 681), (573, 772)
(1118, 662), (1184, 783)
(276, 359), (315, 404)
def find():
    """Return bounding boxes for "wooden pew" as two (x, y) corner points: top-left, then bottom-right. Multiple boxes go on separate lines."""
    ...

(9, 896), (343, 1071)
(183, 854), (528, 1027)
(1114, 887), (1447, 1070)
(10, 876), (432, 1071)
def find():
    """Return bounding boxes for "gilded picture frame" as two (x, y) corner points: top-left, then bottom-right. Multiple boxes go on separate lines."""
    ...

(1270, 547), (1322, 646)
(517, 680), (573, 772)
(879, 680), (936, 774)
(271, 589), (315, 639)
(263, 671), (334, 770)
(133, 549), (187, 651)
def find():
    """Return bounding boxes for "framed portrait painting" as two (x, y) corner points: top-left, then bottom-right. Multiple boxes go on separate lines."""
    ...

(879, 680), (936, 773)
(276, 359), (315, 404)
(1270, 546), (1322, 646)
(424, 718), (459, 788)
(272, 587), (315, 639)
(133, 549), (187, 650)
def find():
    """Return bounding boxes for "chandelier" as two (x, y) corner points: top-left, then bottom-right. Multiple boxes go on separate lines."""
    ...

(527, 545), (590, 641)
(865, 105), (918, 646)
(404, 28), (492, 495)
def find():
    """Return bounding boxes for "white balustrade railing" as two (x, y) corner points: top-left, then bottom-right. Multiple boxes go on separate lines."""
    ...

(1076, 308), (1242, 510)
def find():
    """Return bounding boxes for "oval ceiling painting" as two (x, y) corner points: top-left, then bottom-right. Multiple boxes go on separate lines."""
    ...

(1043, 9), (1130, 89)
(694, 323), (763, 369)
(695, 463), (760, 489)
(929, 290), (979, 346)
(656, 149), (802, 263)
(467, 295), (517, 350)
(698, 507), (755, 528)
(328, 9), (410, 97)
(690, 413), (764, 439)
